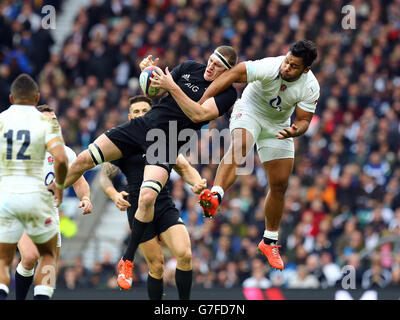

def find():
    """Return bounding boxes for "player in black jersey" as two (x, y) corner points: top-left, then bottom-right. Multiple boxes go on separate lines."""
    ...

(99, 95), (206, 299)
(63, 46), (238, 280)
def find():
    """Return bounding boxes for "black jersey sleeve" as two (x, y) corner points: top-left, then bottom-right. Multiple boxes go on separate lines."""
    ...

(213, 86), (237, 116)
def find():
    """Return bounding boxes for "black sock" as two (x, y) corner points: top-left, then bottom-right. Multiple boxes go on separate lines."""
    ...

(147, 274), (163, 300)
(0, 289), (7, 300)
(15, 271), (34, 300)
(175, 269), (192, 300)
(263, 237), (277, 245)
(33, 294), (50, 300)
(123, 218), (150, 261)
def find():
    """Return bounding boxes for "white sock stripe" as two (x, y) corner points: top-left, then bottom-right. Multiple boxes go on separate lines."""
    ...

(211, 186), (224, 199)
(264, 230), (279, 240)
(34, 285), (54, 298)
(88, 143), (104, 165)
(16, 263), (35, 277)
(0, 283), (9, 294)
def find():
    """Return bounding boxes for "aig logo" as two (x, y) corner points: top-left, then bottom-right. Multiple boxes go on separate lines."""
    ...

(184, 82), (199, 93)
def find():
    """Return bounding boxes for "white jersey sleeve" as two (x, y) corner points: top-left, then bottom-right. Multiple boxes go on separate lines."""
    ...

(245, 56), (282, 83)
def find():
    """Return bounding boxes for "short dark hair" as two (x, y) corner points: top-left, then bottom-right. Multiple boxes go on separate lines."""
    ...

(129, 95), (152, 107)
(37, 104), (55, 113)
(10, 73), (39, 102)
(289, 40), (317, 68)
(215, 45), (238, 68)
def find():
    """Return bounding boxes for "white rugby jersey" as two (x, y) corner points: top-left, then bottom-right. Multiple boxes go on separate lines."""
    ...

(238, 55), (320, 125)
(0, 104), (63, 192)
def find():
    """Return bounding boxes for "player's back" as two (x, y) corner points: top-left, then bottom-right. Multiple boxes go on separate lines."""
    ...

(0, 105), (60, 193)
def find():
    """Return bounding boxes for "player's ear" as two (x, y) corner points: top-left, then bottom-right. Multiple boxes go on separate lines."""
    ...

(303, 66), (311, 74)
(9, 94), (14, 104)
(35, 93), (40, 104)
(128, 114), (132, 120)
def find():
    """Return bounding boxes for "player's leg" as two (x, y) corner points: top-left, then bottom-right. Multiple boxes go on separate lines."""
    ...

(127, 165), (169, 267)
(139, 237), (165, 300)
(32, 234), (58, 300)
(0, 193), (24, 299)
(64, 133), (123, 188)
(15, 232), (39, 300)
(199, 128), (257, 218)
(160, 224), (192, 300)
(0, 243), (17, 300)
(257, 148), (294, 270)
(262, 158), (294, 233)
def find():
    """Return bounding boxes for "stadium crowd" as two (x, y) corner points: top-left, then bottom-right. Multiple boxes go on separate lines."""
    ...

(1, 0), (400, 292)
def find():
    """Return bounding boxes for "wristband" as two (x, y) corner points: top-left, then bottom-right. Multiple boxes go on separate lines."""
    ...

(55, 182), (65, 190)
(81, 196), (91, 202)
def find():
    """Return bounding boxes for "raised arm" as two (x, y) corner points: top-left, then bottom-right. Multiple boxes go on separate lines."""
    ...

(173, 154), (206, 194)
(151, 67), (233, 123)
(198, 62), (247, 104)
(99, 162), (131, 211)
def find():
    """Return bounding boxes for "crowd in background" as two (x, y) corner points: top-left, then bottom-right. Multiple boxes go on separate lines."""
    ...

(1, 0), (400, 292)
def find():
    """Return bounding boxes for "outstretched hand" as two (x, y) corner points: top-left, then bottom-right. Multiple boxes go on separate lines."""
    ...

(150, 67), (177, 92)
(139, 55), (159, 71)
(191, 178), (207, 194)
(79, 198), (93, 215)
(276, 124), (299, 139)
(113, 191), (131, 211)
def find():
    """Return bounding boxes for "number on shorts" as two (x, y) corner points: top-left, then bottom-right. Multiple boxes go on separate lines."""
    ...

(3, 129), (31, 160)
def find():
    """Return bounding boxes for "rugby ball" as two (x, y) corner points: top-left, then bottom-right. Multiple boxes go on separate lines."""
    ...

(139, 66), (162, 97)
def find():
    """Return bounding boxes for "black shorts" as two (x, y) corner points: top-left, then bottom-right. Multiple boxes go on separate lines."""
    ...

(127, 195), (184, 243)
(105, 118), (172, 172)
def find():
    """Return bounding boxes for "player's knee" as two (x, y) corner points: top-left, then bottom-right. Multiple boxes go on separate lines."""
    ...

(138, 189), (157, 210)
(269, 179), (289, 194)
(148, 259), (164, 278)
(21, 252), (40, 269)
(176, 248), (192, 269)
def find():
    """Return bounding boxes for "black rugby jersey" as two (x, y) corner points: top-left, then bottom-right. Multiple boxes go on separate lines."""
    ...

(142, 60), (237, 132)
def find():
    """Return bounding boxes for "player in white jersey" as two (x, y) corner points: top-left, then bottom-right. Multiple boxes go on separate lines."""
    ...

(196, 40), (320, 270)
(14, 104), (92, 300)
(0, 74), (68, 300)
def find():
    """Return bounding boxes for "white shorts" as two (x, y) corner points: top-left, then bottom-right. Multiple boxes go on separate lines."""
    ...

(0, 190), (58, 244)
(229, 103), (295, 163)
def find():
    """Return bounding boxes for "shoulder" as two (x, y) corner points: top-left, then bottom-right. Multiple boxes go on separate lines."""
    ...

(303, 71), (320, 96)
(246, 55), (285, 68)
(179, 60), (205, 72)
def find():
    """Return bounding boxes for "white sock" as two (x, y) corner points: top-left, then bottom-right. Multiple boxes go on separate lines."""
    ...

(263, 230), (279, 242)
(211, 186), (224, 199)
(16, 262), (35, 277)
(0, 283), (9, 294)
(34, 285), (54, 298)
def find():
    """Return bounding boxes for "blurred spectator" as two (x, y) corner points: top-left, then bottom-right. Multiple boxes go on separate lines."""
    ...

(242, 258), (271, 289)
(361, 262), (392, 289)
(288, 264), (320, 289)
